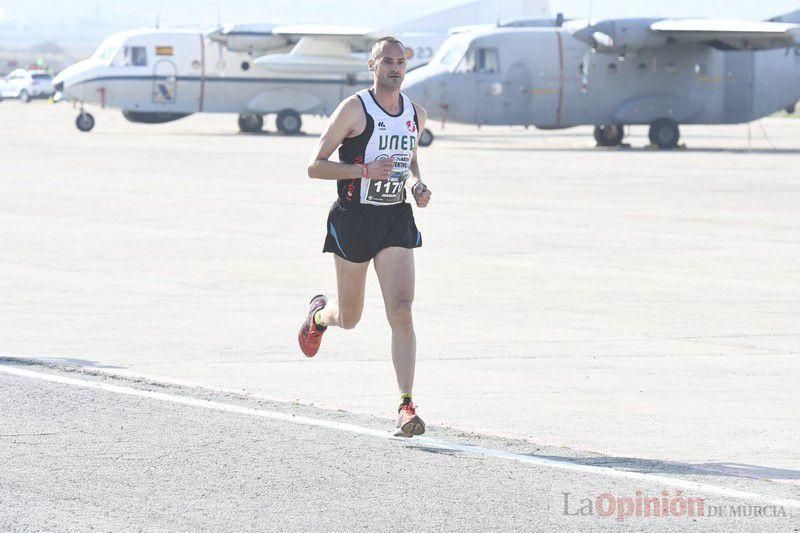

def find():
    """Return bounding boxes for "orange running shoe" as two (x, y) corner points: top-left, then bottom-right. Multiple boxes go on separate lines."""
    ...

(298, 294), (328, 357)
(394, 399), (426, 437)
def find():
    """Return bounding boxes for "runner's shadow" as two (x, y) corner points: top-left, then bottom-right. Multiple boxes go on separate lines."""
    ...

(411, 446), (460, 457)
(444, 142), (800, 155)
(531, 454), (800, 480)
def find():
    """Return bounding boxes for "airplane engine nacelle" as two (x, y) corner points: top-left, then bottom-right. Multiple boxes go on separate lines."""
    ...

(576, 18), (668, 53)
(224, 35), (289, 53)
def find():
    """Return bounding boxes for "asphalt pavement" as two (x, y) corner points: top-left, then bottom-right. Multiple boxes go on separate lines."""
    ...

(1, 361), (798, 531)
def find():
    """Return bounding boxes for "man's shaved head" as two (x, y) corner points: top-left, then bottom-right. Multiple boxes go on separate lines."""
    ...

(371, 36), (406, 60)
(368, 36), (408, 90)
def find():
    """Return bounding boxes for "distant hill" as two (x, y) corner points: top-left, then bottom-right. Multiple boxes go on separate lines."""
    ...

(30, 41), (66, 54)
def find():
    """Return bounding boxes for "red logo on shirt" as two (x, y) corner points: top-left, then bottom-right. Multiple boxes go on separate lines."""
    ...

(347, 156), (363, 201)
(406, 120), (417, 133)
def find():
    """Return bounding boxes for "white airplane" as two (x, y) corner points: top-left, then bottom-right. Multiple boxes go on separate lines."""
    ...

(52, 0), (548, 137)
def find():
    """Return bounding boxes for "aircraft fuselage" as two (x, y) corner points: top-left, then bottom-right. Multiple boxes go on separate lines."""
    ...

(403, 27), (800, 129)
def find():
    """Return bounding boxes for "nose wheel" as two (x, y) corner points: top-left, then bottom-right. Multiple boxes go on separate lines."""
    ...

(75, 111), (95, 132)
(593, 124), (625, 147)
(238, 113), (264, 133)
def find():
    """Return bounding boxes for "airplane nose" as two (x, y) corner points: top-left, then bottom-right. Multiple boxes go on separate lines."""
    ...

(402, 72), (429, 107)
(207, 27), (225, 44)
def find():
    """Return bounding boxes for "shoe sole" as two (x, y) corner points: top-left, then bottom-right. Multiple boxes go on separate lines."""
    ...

(394, 416), (426, 438)
(299, 294), (327, 357)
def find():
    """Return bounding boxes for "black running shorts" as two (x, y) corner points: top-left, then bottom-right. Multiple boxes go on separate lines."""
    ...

(323, 201), (422, 263)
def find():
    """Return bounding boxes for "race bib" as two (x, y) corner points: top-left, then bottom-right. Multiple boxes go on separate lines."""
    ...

(362, 153), (410, 205)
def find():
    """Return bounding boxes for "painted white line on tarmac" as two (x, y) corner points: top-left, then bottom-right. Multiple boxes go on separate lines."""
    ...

(3, 362), (799, 511)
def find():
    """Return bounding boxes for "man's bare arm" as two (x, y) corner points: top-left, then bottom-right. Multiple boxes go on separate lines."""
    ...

(307, 98), (392, 181)
(409, 104), (432, 208)
(407, 103), (428, 188)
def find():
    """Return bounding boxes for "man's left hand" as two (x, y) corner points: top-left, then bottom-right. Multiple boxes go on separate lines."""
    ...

(412, 182), (432, 208)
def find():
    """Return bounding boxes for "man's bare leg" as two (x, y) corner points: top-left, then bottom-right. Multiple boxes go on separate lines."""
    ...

(373, 247), (416, 395)
(316, 255), (369, 330)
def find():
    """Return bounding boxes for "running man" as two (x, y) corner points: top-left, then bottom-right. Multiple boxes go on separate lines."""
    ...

(298, 36), (432, 437)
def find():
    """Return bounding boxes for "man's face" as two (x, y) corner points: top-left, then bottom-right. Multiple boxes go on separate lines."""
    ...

(369, 43), (407, 89)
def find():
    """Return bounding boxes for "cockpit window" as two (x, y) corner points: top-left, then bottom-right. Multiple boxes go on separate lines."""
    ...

(130, 46), (147, 66)
(92, 36), (124, 65)
(113, 45), (148, 67)
(476, 48), (499, 73)
(439, 43), (467, 68)
(97, 45), (120, 64)
(457, 47), (500, 73)
(431, 37), (469, 70)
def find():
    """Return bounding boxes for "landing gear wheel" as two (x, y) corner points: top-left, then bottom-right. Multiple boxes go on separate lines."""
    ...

(649, 119), (680, 149)
(76, 112), (95, 132)
(19, 90), (31, 103)
(418, 128), (434, 147)
(276, 109), (302, 135)
(593, 124), (624, 147)
(238, 113), (264, 133)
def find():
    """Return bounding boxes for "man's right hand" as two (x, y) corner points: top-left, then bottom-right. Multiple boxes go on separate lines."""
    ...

(364, 157), (394, 180)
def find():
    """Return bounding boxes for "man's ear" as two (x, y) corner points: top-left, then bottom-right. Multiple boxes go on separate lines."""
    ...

(368, 58), (375, 72)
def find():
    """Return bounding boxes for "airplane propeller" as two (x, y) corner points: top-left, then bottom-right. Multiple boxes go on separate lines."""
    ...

(215, 1), (225, 72)
(581, 0), (595, 92)
(581, 48), (592, 92)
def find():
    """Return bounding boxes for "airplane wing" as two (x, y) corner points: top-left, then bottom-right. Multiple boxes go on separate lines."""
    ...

(270, 25), (381, 39)
(207, 24), (289, 52)
(650, 19), (800, 50)
(572, 18), (800, 52)
(269, 24), (386, 54)
(250, 25), (388, 74)
(207, 23), (389, 53)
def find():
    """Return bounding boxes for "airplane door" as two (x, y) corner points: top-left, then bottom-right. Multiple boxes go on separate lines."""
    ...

(476, 74), (503, 124)
(503, 63), (531, 125)
(723, 51), (753, 123)
(152, 59), (178, 105)
(528, 33), (563, 127)
(148, 35), (202, 113)
(472, 47), (504, 125)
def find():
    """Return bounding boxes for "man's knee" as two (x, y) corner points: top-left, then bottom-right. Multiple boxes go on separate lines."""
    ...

(339, 309), (362, 330)
(386, 300), (414, 329)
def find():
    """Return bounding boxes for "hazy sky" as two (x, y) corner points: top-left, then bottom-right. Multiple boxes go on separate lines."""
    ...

(1, 0), (798, 53)
(1, 0), (798, 25)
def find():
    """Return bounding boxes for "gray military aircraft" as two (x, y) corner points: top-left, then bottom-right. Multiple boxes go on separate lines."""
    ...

(403, 11), (800, 148)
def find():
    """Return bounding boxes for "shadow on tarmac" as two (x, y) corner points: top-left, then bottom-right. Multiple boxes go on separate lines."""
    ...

(531, 454), (800, 480)
(438, 137), (800, 154)
(0, 356), (124, 370)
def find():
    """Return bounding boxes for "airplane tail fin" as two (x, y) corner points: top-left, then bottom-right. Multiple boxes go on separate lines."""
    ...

(390, 0), (550, 33)
(769, 10), (800, 23)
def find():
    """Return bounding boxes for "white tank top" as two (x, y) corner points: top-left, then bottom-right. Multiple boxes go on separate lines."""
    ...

(349, 88), (419, 206)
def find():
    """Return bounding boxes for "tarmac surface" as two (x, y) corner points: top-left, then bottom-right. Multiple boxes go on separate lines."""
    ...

(1, 361), (797, 531)
(1, 100), (799, 530)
